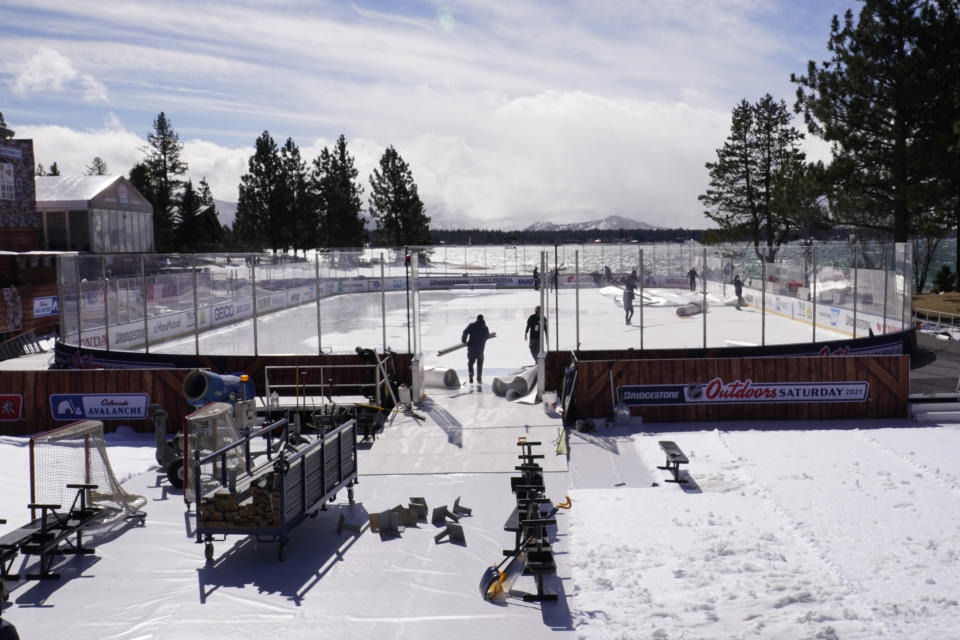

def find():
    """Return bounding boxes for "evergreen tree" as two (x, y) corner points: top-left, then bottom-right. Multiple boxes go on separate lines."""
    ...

(198, 177), (217, 216)
(35, 163), (46, 176)
(0, 112), (12, 139)
(792, 0), (959, 243)
(176, 180), (202, 249)
(279, 138), (314, 256)
(368, 146), (431, 246)
(144, 112), (187, 251)
(48, 161), (60, 176)
(311, 135), (365, 248)
(699, 95), (808, 262)
(916, 0), (960, 286)
(235, 131), (285, 251)
(931, 263), (955, 293)
(86, 156), (109, 175)
(128, 161), (156, 208)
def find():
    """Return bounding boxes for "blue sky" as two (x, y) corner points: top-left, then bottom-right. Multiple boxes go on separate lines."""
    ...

(0, 0), (859, 229)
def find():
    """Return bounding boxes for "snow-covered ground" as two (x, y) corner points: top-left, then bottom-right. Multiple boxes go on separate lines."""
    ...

(2, 287), (955, 640)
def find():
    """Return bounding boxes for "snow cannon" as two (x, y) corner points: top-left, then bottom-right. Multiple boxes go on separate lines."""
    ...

(182, 369), (255, 407)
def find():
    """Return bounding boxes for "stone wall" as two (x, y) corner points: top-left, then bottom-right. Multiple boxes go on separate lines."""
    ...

(0, 139), (39, 252)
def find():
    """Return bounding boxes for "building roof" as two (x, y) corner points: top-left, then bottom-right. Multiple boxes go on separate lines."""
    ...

(35, 175), (121, 203)
(35, 175), (152, 214)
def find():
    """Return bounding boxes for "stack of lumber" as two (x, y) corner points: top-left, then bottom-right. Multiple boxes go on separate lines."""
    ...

(197, 468), (283, 530)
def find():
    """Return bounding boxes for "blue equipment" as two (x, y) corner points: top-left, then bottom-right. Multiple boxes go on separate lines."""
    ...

(182, 369), (255, 407)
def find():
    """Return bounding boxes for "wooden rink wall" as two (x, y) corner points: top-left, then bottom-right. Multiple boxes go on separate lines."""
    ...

(0, 352), (413, 437)
(565, 354), (909, 423)
(0, 346), (909, 434)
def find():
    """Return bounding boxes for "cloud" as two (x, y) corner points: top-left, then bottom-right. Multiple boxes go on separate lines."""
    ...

(1, 0), (857, 229)
(10, 46), (108, 103)
(80, 74), (108, 103)
(17, 119), (143, 177)
(12, 46), (77, 96)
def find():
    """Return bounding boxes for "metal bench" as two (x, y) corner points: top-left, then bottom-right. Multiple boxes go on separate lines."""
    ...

(657, 440), (689, 483)
(0, 484), (107, 580)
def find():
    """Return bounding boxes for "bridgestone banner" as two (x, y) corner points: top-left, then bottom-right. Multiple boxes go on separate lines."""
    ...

(618, 378), (869, 407)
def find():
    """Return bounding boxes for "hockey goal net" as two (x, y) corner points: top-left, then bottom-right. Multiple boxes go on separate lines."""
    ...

(29, 420), (146, 520)
(183, 402), (247, 504)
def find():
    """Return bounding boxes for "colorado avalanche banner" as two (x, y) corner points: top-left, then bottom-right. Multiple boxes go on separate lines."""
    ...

(618, 377), (869, 407)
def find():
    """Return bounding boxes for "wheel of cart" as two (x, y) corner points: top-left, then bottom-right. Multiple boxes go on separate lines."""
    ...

(166, 457), (185, 489)
(204, 537), (214, 562)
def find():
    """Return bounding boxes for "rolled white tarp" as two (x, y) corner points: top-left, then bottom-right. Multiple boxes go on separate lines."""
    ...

(676, 301), (705, 317)
(423, 367), (460, 389)
(492, 365), (538, 397)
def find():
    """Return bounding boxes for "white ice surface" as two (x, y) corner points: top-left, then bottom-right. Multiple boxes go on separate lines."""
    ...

(147, 287), (849, 366)
(3, 288), (951, 640)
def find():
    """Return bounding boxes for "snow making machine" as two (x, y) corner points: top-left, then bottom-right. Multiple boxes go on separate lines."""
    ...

(152, 369), (258, 490)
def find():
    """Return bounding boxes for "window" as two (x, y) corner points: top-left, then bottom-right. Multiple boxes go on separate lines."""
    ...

(69, 210), (91, 252)
(0, 163), (14, 200)
(46, 211), (69, 250)
(92, 209), (105, 252)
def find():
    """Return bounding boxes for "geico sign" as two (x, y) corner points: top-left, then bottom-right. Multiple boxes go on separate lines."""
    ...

(214, 305), (235, 321)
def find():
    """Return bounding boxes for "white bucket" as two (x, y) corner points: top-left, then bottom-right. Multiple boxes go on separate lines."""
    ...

(542, 391), (557, 410)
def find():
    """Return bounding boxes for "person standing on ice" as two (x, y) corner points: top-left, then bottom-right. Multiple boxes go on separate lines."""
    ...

(688, 267), (698, 292)
(532, 266), (540, 290)
(525, 306), (546, 362)
(461, 314), (491, 385)
(733, 274), (744, 310)
(623, 269), (637, 325)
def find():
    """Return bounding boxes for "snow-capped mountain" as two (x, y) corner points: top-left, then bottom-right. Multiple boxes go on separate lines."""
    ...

(524, 215), (657, 232)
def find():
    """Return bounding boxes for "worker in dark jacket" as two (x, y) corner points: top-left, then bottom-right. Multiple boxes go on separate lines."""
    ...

(462, 314), (491, 385)
(525, 306), (546, 362)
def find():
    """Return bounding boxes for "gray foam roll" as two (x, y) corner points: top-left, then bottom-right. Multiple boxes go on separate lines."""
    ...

(424, 367), (460, 388)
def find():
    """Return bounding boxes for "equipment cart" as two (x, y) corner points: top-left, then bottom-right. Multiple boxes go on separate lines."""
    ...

(193, 417), (358, 561)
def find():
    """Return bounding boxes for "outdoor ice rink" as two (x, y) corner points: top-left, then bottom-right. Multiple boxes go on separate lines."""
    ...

(150, 286), (851, 380)
(4, 285), (955, 640)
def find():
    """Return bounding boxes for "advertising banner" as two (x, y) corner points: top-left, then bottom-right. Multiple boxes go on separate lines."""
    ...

(33, 295), (59, 318)
(618, 377), (869, 407)
(0, 394), (23, 421)
(49, 393), (150, 420)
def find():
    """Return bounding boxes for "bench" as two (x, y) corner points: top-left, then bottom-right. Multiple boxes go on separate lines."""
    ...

(0, 484), (106, 580)
(498, 438), (558, 602)
(657, 440), (689, 483)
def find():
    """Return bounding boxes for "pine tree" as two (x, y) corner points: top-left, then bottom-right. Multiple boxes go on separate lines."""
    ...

(311, 135), (365, 248)
(128, 162), (155, 207)
(0, 112), (12, 139)
(368, 146), (431, 246)
(792, 0), (958, 243)
(235, 131), (284, 251)
(699, 95), (808, 262)
(144, 112), (187, 251)
(176, 180), (202, 249)
(48, 162), (60, 176)
(932, 264), (955, 293)
(279, 138), (314, 256)
(86, 156), (109, 176)
(35, 163), (46, 176)
(198, 177), (217, 215)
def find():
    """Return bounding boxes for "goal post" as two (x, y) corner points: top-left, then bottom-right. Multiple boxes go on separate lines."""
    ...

(183, 402), (247, 504)
(29, 420), (146, 521)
